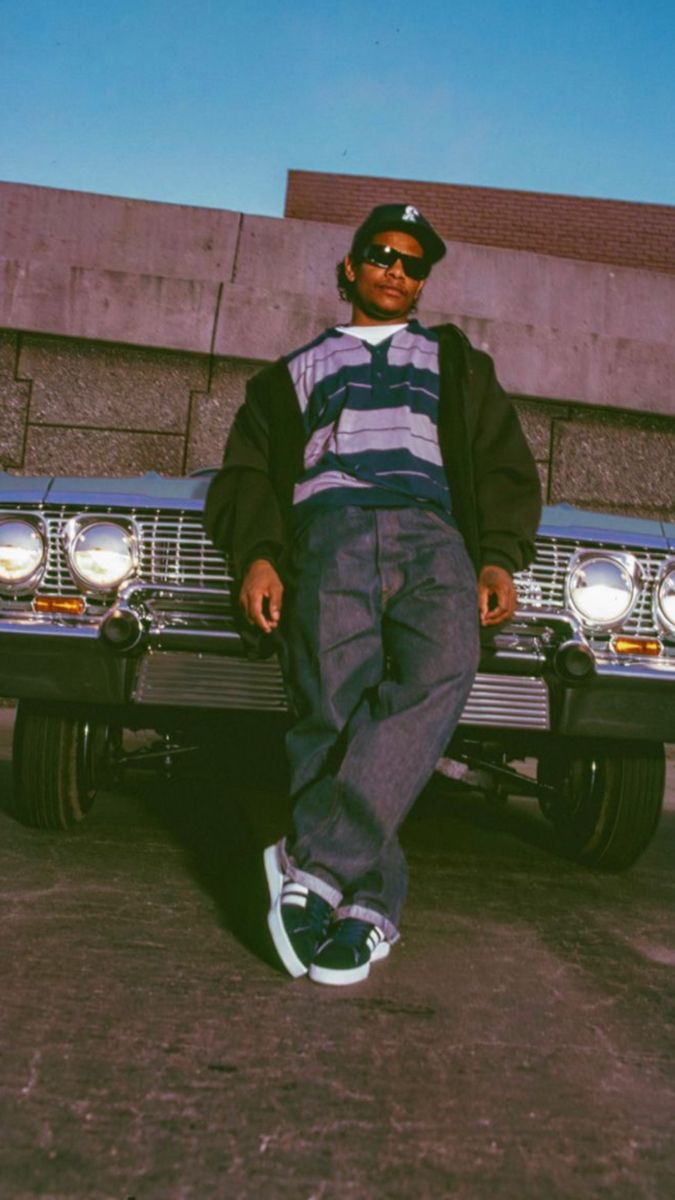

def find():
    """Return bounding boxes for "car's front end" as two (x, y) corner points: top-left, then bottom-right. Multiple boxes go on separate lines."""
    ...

(1, 469), (673, 866)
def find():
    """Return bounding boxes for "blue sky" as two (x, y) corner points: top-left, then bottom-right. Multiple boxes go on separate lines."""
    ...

(2, 0), (673, 214)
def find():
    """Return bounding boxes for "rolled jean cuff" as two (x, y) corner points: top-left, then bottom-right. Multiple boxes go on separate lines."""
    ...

(334, 903), (400, 945)
(278, 839), (343, 910)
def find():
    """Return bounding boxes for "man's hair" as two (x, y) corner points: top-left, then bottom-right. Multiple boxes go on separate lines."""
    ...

(335, 257), (419, 313)
(336, 259), (354, 303)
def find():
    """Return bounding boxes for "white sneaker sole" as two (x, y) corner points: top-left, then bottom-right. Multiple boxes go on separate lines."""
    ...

(309, 941), (390, 987)
(263, 844), (309, 979)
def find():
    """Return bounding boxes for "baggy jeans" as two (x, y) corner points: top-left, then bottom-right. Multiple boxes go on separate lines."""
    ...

(278, 507), (480, 943)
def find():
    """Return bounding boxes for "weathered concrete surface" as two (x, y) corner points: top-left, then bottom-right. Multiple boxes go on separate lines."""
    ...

(2, 180), (675, 510)
(20, 336), (208, 433)
(3, 326), (674, 523)
(22, 425), (184, 477)
(184, 357), (261, 475)
(0, 330), (30, 467)
(1, 258), (222, 354)
(0, 182), (240, 280)
(1, 181), (674, 415)
(421, 305), (674, 414)
(551, 417), (675, 519)
(0, 709), (673, 1200)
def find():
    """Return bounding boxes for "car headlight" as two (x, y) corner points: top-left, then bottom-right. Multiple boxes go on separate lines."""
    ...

(656, 562), (675, 635)
(65, 519), (138, 591)
(566, 551), (641, 630)
(0, 518), (46, 591)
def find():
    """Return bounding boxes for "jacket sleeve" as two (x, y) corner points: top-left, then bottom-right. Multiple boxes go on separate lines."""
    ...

(469, 349), (542, 574)
(203, 376), (287, 580)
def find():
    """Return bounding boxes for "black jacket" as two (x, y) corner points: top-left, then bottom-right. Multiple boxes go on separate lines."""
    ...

(204, 322), (542, 581)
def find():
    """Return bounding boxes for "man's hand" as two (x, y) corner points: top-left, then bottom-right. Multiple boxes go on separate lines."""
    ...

(239, 559), (284, 634)
(478, 564), (517, 627)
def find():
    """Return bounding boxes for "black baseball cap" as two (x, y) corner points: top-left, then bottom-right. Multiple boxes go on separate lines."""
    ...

(351, 203), (446, 265)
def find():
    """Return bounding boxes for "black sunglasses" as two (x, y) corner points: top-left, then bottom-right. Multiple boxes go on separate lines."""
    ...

(359, 242), (431, 281)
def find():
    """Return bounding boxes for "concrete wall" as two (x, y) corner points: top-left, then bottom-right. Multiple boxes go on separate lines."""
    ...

(0, 329), (258, 478)
(1, 182), (674, 520)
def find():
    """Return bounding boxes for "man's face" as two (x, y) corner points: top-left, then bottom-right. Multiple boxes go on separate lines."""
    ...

(345, 229), (428, 324)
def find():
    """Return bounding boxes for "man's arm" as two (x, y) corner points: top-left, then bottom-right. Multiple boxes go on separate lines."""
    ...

(204, 377), (286, 583)
(467, 348), (542, 625)
(469, 350), (542, 573)
(205, 361), (308, 637)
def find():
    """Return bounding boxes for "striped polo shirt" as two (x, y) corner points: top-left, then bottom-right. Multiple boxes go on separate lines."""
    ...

(286, 320), (454, 527)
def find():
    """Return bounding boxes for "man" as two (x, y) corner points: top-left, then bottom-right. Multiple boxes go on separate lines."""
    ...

(205, 203), (541, 987)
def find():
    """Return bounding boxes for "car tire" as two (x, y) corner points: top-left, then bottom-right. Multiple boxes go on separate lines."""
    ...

(12, 702), (119, 830)
(537, 741), (665, 870)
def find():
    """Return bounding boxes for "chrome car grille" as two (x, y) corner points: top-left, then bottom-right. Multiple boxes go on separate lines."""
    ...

(2, 500), (673, 728)
(41, 514), (80, 595)
(460, 673), (549, 729)
(134, 652), (550, 728)
(34, 508), (232, 611)
(138, 514), (231, 589)
(514, 539), (670, 639)
(1, 504), (671, 642)
(135, 651), (288, 711)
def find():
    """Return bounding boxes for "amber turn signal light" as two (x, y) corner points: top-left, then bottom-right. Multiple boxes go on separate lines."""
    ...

(610, 636), (661, 656)
(34, 595), (86, 615)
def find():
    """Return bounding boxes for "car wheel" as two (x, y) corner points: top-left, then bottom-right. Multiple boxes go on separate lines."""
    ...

(12, 701), (120, 830)
(537, 742), (665, 870)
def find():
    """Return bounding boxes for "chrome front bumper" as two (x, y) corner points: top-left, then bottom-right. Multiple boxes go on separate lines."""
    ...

(1, 587), (674, 739)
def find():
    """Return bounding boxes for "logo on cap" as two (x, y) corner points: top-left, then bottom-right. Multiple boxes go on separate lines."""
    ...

(402, 205), (420, 222)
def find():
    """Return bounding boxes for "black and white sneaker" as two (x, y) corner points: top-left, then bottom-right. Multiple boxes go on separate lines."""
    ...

(263, 844), (332, 978)
(309, 918), (390, 986)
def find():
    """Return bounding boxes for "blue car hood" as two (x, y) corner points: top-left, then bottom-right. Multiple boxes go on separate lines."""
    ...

(662, 521), (675, 552)
(0, 473), (54, 505)
(0, 469), (214, 512)
(538, 503), (671, 551)
(1, 472), (673, 547)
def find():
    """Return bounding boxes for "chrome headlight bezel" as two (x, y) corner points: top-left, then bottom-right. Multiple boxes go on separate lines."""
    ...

(655, 559), (675, 636)
(0, 515), (48, 594)
(565, 549), (642, 632)
(63, 516), (139, 594)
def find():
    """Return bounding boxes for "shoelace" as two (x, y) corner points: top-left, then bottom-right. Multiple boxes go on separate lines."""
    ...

(329, 918), (376, 949)
(303, 891), (332, 938)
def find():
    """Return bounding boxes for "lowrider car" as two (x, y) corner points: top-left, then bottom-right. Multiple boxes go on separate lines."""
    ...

(1, 468), (673, 869)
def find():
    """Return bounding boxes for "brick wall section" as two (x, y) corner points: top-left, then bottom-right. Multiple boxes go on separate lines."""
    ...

(284, 171), (675, 274)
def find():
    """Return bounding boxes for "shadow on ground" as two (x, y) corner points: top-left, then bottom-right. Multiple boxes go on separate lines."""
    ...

(117, 715), (633, 972)
(122, 712), (294, 971)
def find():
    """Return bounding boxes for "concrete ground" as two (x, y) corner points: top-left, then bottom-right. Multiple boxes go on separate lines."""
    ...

(0, 708), (673, 1200)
